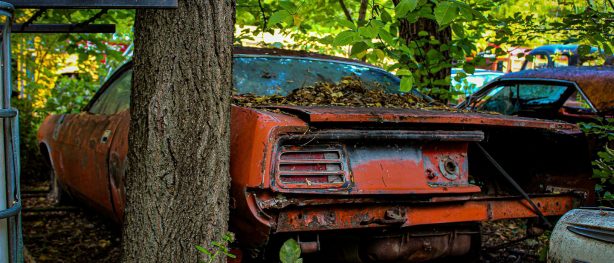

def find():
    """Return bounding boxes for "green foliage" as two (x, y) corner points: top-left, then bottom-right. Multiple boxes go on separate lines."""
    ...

(279, 239), (302, 263)
(236, 0), (613, 102)
(195, 233), (236, 263)
(12, 96), (45, 182)
(580, 118), (614, 203)
(43, 76), (99, 114)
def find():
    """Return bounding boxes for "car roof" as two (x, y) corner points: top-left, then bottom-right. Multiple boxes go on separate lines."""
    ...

(528, 44), (599, 55)
(233, 46), (372, 66)
(500, 67), (614, 112)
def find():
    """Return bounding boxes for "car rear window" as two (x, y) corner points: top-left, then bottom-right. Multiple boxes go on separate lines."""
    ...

(232, 56), (400, 96)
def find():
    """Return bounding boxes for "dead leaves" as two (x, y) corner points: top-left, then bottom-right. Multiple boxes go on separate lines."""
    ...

(233, 76), (450, 110)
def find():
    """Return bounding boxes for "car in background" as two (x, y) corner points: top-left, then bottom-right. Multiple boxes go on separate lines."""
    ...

(459, 67), (613, 123)
(521, 44), (602, 70)
(39, 47), (592, 262)
(451, 68), (503, 102)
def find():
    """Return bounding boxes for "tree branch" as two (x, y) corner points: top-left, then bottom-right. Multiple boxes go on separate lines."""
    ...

(258, 0), (268, 30)
(358, 0), (368, 22)
(338, 0), (353, 22)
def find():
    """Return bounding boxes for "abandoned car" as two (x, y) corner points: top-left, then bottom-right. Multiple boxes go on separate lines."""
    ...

(460, 67), (614, 123)
(38, 47), (593, 262)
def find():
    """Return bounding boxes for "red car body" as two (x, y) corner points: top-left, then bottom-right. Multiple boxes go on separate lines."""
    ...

(38, 48), (592, 262)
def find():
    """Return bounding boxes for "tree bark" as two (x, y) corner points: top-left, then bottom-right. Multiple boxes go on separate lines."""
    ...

(122, 0), (234, 262)
(393, 0), (452, 99)
(399, 17), (452, 86)
(358, 0), (369, 23)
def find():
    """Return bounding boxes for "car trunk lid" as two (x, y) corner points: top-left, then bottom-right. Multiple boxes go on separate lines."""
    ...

(268, 106), (580, 132)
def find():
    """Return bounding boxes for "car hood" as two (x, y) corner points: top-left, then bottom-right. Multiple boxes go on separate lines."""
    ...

(267, 106), (580, 132)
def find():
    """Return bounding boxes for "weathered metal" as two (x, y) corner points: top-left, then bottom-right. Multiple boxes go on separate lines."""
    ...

(270, 105), (581, 132)
(548, 208), (614, 263)
(6, 0), (178, 9)
(10, 24), (115, 33)
(38, 48), (593, 262)
(0, 3), (22, 262)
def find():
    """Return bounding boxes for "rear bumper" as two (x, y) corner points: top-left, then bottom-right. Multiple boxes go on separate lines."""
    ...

(272, 195), (576, 233)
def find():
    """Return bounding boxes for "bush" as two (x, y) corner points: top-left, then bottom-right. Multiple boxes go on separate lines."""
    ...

(580, 118), (614, 204)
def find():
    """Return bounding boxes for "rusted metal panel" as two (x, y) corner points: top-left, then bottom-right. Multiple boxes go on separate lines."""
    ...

(275, 196), (575, 232)
(502, 67), (614, 113)
(269, 105), (580, 132)
(268, 131), (483, 195)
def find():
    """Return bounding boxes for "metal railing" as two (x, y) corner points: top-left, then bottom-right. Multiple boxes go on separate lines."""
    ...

(0, 2), (22, 263)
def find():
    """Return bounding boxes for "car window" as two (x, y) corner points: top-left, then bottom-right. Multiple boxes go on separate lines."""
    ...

(475, 83), (569, 115)
(233, 56), (400, 96)
(89, 69), (132, 115)
(524, 54), (549, 69)
(552, 54), (570, 67)
(563, 91), (595, 112)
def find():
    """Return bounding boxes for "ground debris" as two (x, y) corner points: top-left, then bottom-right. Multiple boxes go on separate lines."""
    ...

(233, 76), (451, 110)
(22, 181), (121, 263)
(481, 219), (549, 263)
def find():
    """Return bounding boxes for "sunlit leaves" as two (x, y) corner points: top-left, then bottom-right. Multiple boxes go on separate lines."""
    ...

(400, 75), (414, 92)
(268, 10), (293, 27)
(395, 0), (418, 18)
(434, 1), (458, 26)
(333, 30), (358, 46)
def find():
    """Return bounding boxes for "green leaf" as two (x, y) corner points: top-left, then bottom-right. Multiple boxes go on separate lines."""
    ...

(279, 1), (298, 13)
(268, 10), (293, 27)
(381, 9), (393, 23)
(396, 69), (412, 76)
(451, 23), (464, 38)
(358, 26), (377, 38)
(374, 49), (386, 60)
(333, 30), (357, 46)
(395, 0), (418, 18)
(434, 1), (458, 26)
(195, 245), (213, 256)
(338, 19), (356, 30)
(378, 29), (394, 45)
(351, 41), (369, 56)
(279, 239), (302, 263)
(463, 63), (476, 74)
(577, 45), (592, 56)
(400, 75), (414, 92)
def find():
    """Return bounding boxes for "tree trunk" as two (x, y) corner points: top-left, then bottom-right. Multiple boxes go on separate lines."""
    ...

(401, 17), (451, 84)
(122, 0), (234, 262)
(393, 0), (452, 99)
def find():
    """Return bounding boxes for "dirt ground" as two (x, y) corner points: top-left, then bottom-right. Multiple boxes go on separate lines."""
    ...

(22, 180), (549, 263)
(22, 181), (121, 263)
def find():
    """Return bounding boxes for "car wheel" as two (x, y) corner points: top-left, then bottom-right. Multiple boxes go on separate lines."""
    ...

(48, 169), (71, 205)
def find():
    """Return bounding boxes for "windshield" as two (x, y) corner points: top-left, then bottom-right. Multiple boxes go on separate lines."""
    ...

(233, 56), (400, 96)
(472, 83), (572, 115)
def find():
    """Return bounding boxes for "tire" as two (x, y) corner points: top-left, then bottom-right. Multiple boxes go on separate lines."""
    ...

(48, 169), (71, 205)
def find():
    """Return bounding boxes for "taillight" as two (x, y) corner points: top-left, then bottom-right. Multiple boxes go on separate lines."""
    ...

(276, 145), (348, 188)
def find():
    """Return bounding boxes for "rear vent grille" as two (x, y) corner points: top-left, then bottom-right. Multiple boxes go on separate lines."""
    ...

(276, 145), (348, 188)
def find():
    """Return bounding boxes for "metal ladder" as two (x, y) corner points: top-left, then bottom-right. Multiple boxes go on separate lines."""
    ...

(0, 2), (22, 263)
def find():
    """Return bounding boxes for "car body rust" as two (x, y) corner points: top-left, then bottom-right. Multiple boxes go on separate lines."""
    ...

(38, 47), (593, 262)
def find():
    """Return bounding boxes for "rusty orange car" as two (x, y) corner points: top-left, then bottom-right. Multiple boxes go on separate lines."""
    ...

(38, 47), (593, 262)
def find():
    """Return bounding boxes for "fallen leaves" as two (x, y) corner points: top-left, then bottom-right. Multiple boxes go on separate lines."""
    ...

(233, 76), (451, 110)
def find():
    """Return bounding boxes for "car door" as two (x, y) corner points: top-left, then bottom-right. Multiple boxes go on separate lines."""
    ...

(62, 66), (132, 216)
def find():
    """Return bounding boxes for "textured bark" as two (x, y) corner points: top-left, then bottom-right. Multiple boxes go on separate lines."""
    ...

(122, 1), (234, 262)
(393, 0), (452, 98)
(399, 17), (452, 85)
